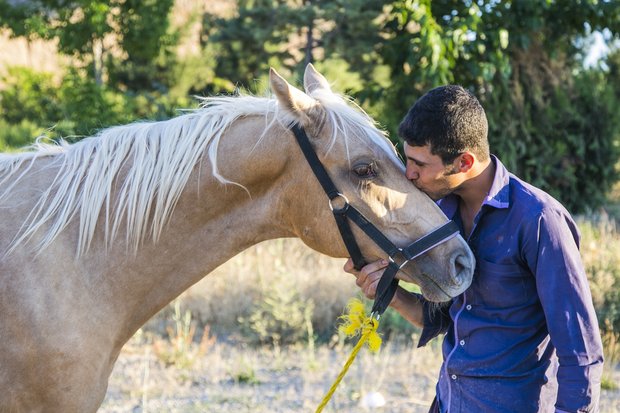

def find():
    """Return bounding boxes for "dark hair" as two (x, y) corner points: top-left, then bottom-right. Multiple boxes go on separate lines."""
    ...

(398, 85), (489, 164)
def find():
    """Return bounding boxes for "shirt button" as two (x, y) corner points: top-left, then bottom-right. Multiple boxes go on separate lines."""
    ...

(466, 305), (472, 310)
(451, 374), (457, 380)
(459, 340), (465, 346)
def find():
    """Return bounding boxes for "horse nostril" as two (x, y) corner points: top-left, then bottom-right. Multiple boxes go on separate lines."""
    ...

(452, 253), (473, 289)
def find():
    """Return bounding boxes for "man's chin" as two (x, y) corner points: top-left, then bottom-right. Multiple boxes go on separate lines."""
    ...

(413, 183), (449, 200)
(427, 188), (454, 201)
(424, 191), (445, 201)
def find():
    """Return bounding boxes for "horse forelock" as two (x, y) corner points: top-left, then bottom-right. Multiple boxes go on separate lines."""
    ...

(1, 90), (395, 257)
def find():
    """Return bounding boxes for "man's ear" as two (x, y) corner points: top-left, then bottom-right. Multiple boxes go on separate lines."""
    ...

(457, 152), (475, 173)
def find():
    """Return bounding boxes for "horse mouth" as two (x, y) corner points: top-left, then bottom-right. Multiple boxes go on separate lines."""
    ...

(418, 273), (453, 302)
(398, 262), (469, 303)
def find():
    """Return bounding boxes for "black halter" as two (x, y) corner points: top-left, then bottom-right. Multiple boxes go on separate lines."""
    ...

(291, 124), (460, 317)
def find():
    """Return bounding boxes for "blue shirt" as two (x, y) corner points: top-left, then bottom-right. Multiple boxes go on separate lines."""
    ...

(418, 156), (604, 413)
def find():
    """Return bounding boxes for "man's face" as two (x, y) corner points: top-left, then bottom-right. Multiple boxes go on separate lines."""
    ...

(403, 143), (461, 200)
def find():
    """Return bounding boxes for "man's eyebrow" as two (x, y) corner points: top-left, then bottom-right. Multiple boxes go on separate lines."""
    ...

(407, 155), (427, 165)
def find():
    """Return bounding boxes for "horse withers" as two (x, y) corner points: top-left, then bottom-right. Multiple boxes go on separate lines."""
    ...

(0, 65), (474, 412)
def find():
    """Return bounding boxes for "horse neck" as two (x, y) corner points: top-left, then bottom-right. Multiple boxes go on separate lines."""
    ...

(99, 117), (299, 343)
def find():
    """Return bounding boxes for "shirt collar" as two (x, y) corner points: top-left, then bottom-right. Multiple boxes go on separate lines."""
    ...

(485, 155), (510, 209)
(437, 154), (510, 217)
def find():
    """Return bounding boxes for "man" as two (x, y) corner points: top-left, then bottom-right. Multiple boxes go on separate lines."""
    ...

(345, 85), (604, 412)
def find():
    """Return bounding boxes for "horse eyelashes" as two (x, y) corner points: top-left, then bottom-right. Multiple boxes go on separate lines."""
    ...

(353, 162), (378, 179)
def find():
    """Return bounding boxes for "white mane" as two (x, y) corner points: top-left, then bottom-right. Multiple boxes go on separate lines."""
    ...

(0, 90), (395, 257)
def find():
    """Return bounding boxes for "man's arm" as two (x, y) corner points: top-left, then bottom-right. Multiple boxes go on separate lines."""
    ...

(524, 208), (604, 412)
(390, 287), (425, 328)
(343, 258), (451, 345)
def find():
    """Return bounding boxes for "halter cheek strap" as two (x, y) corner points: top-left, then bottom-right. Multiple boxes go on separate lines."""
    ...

(291, 124), (459, 317)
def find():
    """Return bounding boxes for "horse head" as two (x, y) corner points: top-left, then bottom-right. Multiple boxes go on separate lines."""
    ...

(268, 65), (474, 302)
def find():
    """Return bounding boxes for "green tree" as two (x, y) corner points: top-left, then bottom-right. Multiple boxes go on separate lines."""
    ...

(105, 0), (176, 91)
(202, 0), (385, 92)
(0, 0), (175, 88)
(202, 0), (303, 90)
(372, 0), (620, 212)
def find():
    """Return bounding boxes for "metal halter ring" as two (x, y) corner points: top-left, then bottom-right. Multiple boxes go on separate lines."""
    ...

(328, 192), (350, 213)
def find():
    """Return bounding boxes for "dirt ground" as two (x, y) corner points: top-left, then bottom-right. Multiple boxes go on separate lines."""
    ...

(101, 336), (620, 413)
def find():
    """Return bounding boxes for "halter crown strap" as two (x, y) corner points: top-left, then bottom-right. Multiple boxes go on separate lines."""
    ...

(291, 124), (341, 200)
(291, 124), (366, 269)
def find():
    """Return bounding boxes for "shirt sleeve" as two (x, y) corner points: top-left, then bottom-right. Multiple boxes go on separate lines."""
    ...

(523, 207), (604, 412)
(416, 294), (453, 347)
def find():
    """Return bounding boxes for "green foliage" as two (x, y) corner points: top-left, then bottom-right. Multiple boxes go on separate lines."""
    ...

(366, 0), (620, 213)
(1, 1), (620, 215)
(487, 68), (620, 212)
(0, 66), (194, 147)
(240, 273), (315, 347)
(58, 68), (130, 137)
(602, 374), (618, 391)
(0, 67), (62, 125)
(0, 0), (176, 90)
(106, 0), (177, 91)
(0, 67), (125, 142)
(203, 0), (386, 91)
(203, 0), (301, 91)
(229, 357), (260, 385)
(116, 0), (175, 63)
(167, 44), (237, 98)
(0, 119), (46, 152)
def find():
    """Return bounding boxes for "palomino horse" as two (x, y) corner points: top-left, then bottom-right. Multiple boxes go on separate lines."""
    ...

(0, 65), (474, 412)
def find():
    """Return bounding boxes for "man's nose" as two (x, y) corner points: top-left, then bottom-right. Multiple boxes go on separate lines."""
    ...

(405, 166), (419, 181)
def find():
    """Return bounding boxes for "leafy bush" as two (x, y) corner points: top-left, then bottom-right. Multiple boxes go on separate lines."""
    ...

(0, 67), (125, 142)
(0, 67), (62, 126)
(57, 68), (131, 137)
(484, 66), (620, 214)
(0, 119), (46, 151)
(240, 272), (315, 347)
(0, 66), (197, 149)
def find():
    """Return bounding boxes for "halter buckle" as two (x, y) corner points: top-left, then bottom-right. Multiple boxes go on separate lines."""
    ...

(388, 248), (410, 270)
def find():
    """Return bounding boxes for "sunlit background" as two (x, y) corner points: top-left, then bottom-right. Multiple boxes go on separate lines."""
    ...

(1, 1), (619, 411)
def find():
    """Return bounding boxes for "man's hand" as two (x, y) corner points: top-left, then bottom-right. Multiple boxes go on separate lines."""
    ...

(343, 258), (389, 300)
(343, 258), (425, 328)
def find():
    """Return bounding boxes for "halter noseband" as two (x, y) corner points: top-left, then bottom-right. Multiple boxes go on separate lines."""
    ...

(291, 124), (460, 317)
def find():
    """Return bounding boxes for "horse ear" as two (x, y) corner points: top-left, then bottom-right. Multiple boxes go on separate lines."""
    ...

(269, 68), (317, 118)
(303, 63), (332, 94)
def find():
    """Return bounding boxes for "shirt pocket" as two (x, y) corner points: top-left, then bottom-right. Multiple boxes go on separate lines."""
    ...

(475, 259), (534, 309)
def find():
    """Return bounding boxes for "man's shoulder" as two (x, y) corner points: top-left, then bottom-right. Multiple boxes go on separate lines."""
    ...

(507, 173), (572, 220)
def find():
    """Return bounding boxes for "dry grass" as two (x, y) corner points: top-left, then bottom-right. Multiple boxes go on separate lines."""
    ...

(102, 238), (441, 412)
(145, 238), (359, 341)
(101, 333), (444, 413)
(101, 231), (620, 412)
(101, 332), (620, 413)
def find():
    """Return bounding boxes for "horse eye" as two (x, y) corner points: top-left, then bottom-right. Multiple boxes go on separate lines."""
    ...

(353, 162), (377, 179)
